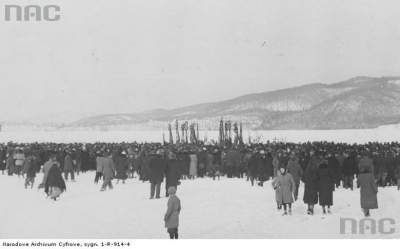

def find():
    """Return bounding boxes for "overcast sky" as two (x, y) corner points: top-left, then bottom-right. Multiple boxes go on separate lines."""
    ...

(1, 0), (400, 122)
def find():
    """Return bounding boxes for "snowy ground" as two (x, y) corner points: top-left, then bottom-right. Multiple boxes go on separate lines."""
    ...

(0, 173), (399, 239)
(2, 124), (400, 144)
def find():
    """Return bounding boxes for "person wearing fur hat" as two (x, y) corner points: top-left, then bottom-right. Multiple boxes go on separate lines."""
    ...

(114, 151), (129, 184)
(272, 167), (296, 215)
(317, 160), (335, 214)
(357, 164), (378, 217)
(164, 186), (181, 239)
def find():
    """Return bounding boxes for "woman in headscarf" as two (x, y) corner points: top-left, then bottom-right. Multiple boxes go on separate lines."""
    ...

(45, 161), (66, 201)
(164, 186), (181, 239)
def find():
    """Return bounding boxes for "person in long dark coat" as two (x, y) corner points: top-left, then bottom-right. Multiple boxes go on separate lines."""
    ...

(165, 151), (180, 197)
(327, 153), (341, 188)
(247, 152), (260, 186)
(287, 153), (303, 201)
(24, 155), (36, 189)
(302, 151), (320, 215)
(342, 153), (358, 190)
(6, 154), (15, 176)
(148, 150), (166, 199)
(317, 160), (334, 214)
(114, 151), (129, 184)
(357, 163), (378, 217)
(395, 153), (400, 190)
(45, 163), (66, 201)
(0, 148), (6, 174)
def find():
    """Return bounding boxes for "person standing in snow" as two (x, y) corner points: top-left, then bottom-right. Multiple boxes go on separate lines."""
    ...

(101, 151), (115, 191)
(317, 159), (334, 214)
(148, 149), (166, 199)
(188, 151), (198, 179)
(6, 152), (15, 176)
(13, 148), (25, 177)
(24, 154), (36, 189)
(357, 154), (378, 217)
(114, 150), (129, 184)
(286, 152), (303, 201)
(164, 186), (181, 239)
(302, 150), (320, 215)
(272, 167), (296, 215)
(165, 151), (180, 197)
(63, 151), (75, 181)
(45, 161), (66, 201)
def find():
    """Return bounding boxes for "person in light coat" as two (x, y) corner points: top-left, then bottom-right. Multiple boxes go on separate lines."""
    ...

(164, 186), (181, 239)
(357, 156), (378, 217)
(272, 167), (296, 215)
(101, 152), (115, 191)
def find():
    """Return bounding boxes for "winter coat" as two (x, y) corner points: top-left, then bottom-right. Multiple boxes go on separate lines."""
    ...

(102, 157), (115, 181)
(96, 156), (104, 173)
(357, 173), (378, 209)
(45, 165), (66, 195)
(287, 157), (303, 184)
(272, 172), (295, 204)
(164, 195), (181, 229)
(327, 156), (341, 183)
(189, 154), (198, 177)
(6, 156), (15, 174)
(148, 155), (166, 184)
(166, 159), (180, 187)
(41, 160), (57, 184)
(395, 163), (400, 180)
(0, 150), (6, 171)
(247, 155), (259, 177)
(302, 156), (320, 205)
(205, 153), (215, 173)
(24, 157), (36, 178)
(114, 156), (128, 180)
(64, 155), (74, 172)
(317, 164), (334, 206)
(342, 156), (358, 176)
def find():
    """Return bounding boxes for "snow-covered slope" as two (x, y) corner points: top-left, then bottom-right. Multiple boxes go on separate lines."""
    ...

(70, 76), (400, 130)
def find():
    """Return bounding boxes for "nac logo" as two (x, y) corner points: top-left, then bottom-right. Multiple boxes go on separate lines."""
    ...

(340, 218), (396, 235)
(4, 5), (61, 21)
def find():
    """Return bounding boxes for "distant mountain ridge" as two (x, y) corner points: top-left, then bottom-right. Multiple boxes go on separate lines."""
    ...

(70, 76), (400, 130)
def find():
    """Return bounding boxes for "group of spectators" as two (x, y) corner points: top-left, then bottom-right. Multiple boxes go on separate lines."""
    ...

(1, 140), (399, 215)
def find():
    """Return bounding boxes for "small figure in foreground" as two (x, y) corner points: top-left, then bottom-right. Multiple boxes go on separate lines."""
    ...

(272, 167), (296, 215)
(164, 186), (181, 239)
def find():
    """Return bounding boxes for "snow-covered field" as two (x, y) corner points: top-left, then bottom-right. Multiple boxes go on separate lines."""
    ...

(0, 173), (399, 239)
(2, 124), (400, 144)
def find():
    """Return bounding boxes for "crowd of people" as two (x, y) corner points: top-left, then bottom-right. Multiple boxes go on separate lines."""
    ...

(1, 140), (400, 237)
